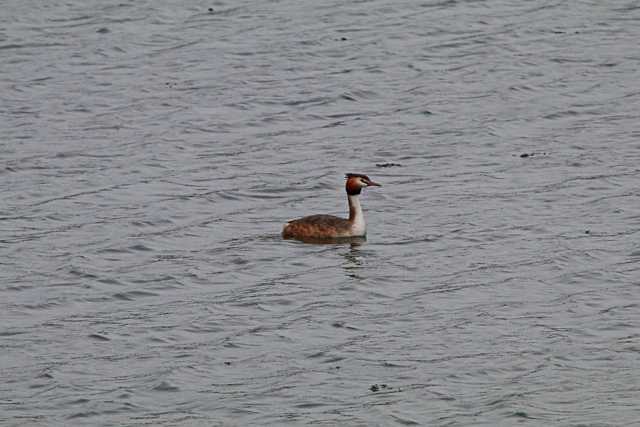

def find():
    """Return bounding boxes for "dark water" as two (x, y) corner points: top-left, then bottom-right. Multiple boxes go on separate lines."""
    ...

(2, 0), (639, 425)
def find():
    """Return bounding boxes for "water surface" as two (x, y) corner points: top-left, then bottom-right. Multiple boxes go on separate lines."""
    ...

(2, 0), (639, 425)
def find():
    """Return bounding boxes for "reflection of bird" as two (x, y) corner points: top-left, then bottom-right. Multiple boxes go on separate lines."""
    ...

(282, 174), (381, 241)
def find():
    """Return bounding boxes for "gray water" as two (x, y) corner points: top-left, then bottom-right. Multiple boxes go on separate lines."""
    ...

(2, 0), (639, 425)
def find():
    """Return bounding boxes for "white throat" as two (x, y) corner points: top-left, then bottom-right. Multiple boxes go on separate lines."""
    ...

(348, 194), (366, 236)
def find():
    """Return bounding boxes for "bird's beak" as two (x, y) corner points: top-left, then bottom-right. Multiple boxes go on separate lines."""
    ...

(367, 180), (381, 187)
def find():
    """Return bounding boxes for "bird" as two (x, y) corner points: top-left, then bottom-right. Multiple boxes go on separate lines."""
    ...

(282, 173), (381, 242)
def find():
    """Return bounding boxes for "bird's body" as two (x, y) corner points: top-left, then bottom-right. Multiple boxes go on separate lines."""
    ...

(282, 174), (380, 242)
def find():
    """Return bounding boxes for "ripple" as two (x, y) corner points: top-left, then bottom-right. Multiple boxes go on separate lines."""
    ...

(112, 290), (159, 301)
(153, 381), (180, 392)
(87, 333), (111, 341)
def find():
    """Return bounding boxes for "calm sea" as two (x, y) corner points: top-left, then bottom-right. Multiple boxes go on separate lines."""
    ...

(2, 0), (639, 425)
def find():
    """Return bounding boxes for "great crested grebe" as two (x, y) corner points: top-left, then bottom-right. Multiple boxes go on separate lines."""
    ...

(282, 173), (381, 241)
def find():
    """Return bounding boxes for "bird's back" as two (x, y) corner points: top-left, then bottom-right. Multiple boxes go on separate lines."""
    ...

(282, 214), (351, 239)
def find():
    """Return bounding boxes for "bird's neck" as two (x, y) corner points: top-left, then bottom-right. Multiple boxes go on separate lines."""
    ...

(348, 194), (364, 224)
